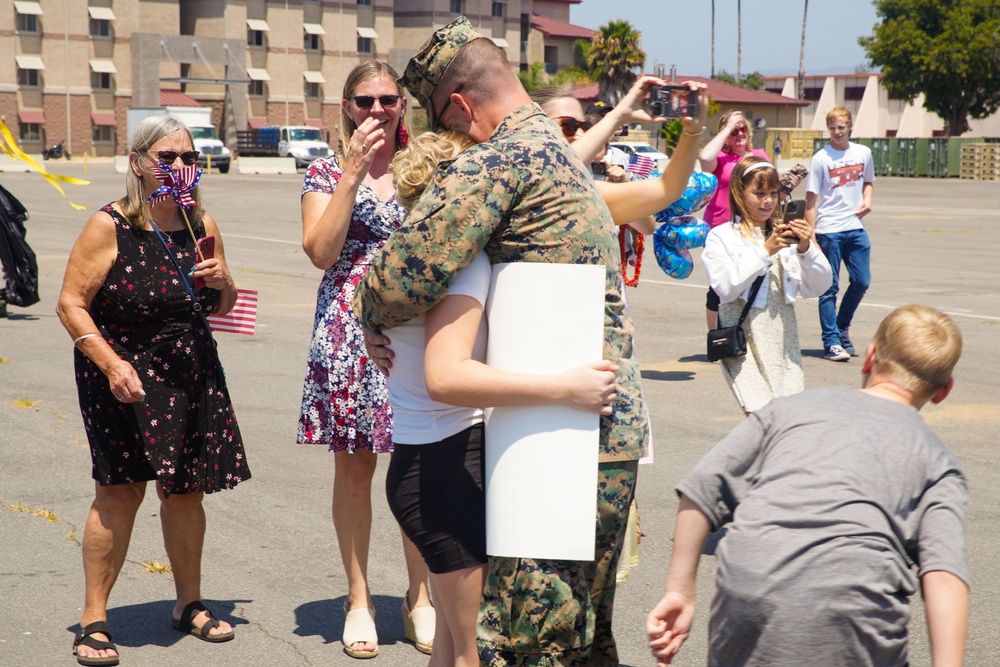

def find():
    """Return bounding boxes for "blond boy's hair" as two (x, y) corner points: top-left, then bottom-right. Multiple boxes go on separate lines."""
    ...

(390, 130), (476, 211)
(873, 305), (962, 394)
(826, 106), (853, 128)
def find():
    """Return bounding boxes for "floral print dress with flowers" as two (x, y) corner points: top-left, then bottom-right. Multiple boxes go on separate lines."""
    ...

(74, 205), (250, 494)
(297, 154), (404, 453)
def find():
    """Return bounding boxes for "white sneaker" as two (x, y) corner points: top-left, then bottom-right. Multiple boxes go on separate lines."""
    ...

(824, 344), (851, 362)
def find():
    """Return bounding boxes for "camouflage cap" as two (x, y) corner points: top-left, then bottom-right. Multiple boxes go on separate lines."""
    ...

(399, 15), (484, 130)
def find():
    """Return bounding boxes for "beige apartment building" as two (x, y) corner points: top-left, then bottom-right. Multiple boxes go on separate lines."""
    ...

(2, 0), (586, 158)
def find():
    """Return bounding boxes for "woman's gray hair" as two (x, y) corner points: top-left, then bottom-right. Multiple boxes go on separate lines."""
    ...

(119, 114), (204, 230)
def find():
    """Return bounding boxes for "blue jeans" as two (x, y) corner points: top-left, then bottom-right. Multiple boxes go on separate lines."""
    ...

(816, 229), (871, 348)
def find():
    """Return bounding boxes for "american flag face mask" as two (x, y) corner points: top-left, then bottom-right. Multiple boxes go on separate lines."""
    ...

(146, 161), (202, 209)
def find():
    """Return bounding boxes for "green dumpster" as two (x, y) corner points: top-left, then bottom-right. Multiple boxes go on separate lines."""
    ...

(813, 137), (826, 155)
(891, 138), (917, 177)
(914, 139), (929, 177)
(948, 138), (977, 177)
(870, 138), (891, 176)
(927, 138), (948, 177)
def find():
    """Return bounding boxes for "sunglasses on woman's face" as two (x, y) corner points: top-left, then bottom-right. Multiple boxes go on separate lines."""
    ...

(556, 117), (593, 139)
(730, 126), (749, 137)
(150, 150), (200, 166)
(352, 95), (401, 109)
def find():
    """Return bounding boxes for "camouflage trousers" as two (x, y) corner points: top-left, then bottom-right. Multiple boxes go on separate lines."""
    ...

(478, 460), (639, 667)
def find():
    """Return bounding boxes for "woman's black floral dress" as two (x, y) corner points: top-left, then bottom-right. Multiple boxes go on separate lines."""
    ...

(74, 205), (250, 494)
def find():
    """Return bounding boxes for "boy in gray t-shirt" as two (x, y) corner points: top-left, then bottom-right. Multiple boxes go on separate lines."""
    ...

(647, 305), (968, 667)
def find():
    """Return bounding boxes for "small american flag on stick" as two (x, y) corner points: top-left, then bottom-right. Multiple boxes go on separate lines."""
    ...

(207, 289), (258, 335)
(627, 153), (656, 179)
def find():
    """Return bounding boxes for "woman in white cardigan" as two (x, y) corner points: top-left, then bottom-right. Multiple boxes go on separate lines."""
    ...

(702, 156), (833, 413)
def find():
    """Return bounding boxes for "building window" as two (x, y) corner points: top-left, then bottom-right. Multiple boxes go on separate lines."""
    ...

(451, 0), (463, 13)
(17, 69), (40, 88)
(803, 87), (822, 101)
(249, 80), (265, 96)
(19, 123), (41, 142)
(358, 0), (371, 5)
(357, 36), (372, 54)
(90, 18), (110, 37)
(544, 46), (558, 75)
(492, 2), (504, 18)
(92, 125), (113, 143)
(304, 82), (321, 98)
(765, 87), (783, 96)
(91, 72), (112, 90)
(248, 29), (265, 47)
(16, 12), (39, 32)
(844, 85), (866, 101)
(304, 32), (320, 51)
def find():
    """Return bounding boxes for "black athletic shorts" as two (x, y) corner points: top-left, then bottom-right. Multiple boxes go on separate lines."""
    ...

(385, 424), (486, 574)
(706, 286), (721, 312)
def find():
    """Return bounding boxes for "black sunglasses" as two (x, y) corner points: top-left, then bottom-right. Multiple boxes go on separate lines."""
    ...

(352, 95), (401, 109)
(435, 84), (465, 129)
(150, 150), (200, 166)
(556, 117), (593, 139)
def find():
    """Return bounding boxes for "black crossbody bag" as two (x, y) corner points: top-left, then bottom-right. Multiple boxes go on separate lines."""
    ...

(706, 273), (766, 362)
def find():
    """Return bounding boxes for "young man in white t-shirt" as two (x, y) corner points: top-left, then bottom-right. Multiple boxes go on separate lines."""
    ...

(805, 107), (875, 361)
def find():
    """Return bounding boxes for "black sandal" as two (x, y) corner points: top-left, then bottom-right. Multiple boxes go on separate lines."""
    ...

(72, 621), (120, 666)
(171, 600), (235, 643)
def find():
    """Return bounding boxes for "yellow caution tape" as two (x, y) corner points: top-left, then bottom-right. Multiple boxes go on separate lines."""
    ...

(0, 119), (90, 210)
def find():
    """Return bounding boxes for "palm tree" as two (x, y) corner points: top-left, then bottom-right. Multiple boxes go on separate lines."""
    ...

(711, 0), (716, 78)
(586, 20), (646, 104)
(798, 0), (809, 100)
(737, 0), (742, 85)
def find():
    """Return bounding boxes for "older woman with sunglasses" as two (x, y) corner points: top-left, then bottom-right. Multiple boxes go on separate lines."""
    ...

(297, 60), (434, 659)
(57, 114), (248, 666)
(698, 111), (771, 329)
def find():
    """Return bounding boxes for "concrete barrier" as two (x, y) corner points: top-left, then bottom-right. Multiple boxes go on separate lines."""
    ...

(0, 153), (45, 172)
(237, 157), (298, 175)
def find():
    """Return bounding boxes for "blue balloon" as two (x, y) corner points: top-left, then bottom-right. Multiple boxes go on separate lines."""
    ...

(657, 172), (719, 220)
(659, 215), (710, 250)
(653, 231), (694, 279)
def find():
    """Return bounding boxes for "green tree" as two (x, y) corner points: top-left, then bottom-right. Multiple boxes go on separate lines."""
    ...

(713, 69), (763, 90)
(518, 62), (546, 93)
(586, 20), (645, 104)
(551, 66), (592, 89)
(573, 39), (591, 70)
(859, 0), (1000, 136)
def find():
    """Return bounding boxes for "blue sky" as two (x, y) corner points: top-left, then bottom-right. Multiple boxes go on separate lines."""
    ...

(569, 1), (882, 78)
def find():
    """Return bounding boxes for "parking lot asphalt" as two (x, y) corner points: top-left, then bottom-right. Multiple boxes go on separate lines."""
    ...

(1, 162), (998, 667)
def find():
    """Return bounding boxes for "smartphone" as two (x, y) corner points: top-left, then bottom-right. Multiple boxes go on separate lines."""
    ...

(649, 85), (699, 118)
(591, 162), (607, 178)
(782, 200), (806, 242)
(783, 199), (805, 223)
(194, 235), (215, 289)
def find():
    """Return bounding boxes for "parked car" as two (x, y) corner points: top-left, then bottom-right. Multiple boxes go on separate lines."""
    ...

(609, 141), (670, 173)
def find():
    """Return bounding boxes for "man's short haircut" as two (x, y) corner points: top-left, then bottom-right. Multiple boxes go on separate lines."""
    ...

(433, 37), (513, 112)
(826, 106), (853, 127)
(873, 304), (962, 393)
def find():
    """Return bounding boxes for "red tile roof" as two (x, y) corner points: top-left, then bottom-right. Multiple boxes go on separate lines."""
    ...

(160, 89), (202, 107)
(531, 14), (594, 40)
(570, 75), (809, 108)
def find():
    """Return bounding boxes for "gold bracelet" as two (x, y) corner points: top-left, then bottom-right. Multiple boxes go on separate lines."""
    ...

(73, 333), (101, 346)
(684, 128), (706, 137)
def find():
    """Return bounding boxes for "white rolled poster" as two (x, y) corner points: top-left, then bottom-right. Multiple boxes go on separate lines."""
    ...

(483, 262), (606, 561)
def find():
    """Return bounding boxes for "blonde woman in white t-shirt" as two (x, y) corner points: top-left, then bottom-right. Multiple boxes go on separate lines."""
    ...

(379, 130), (617, 667)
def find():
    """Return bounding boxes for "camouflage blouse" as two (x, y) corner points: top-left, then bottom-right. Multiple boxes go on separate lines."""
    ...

(354, 103), (647, 462)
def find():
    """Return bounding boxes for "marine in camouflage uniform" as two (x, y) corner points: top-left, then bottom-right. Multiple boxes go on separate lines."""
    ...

(353, 16), (647, 666)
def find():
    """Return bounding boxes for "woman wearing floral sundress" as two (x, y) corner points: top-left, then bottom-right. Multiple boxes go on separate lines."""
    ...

(297, 61), (433, 659)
